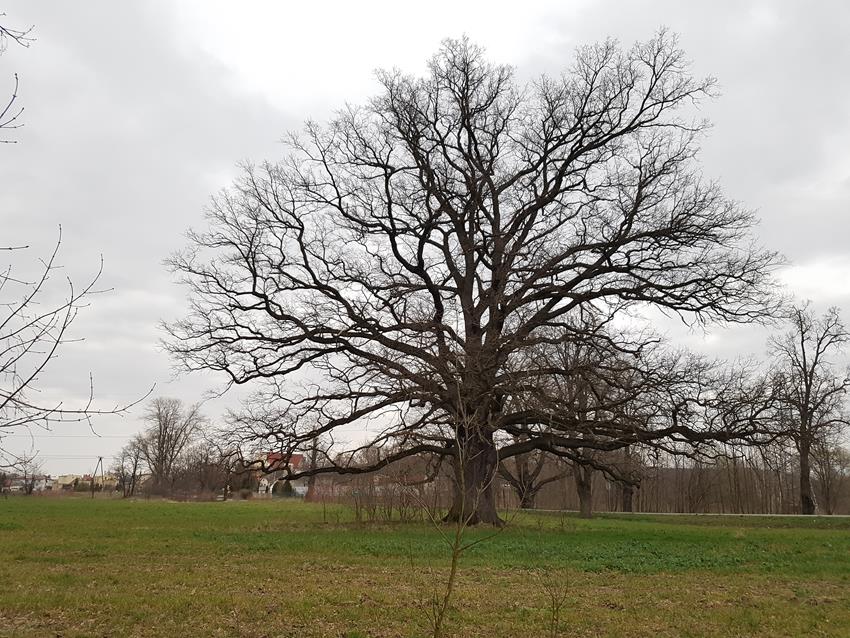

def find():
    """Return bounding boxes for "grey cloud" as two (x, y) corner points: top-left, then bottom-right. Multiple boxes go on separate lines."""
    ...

(2, 0), (849, 471)
(1, 1), (290, 470)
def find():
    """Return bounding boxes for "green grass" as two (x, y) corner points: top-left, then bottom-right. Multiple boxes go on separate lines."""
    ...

(1, 497), (849, 637)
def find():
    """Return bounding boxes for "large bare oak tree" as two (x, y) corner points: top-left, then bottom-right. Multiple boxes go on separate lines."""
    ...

(167, 33), (779, 524)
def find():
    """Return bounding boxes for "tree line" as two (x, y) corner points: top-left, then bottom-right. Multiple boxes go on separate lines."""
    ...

(109, 304), (850, 517)
(111, 397), (255, 498)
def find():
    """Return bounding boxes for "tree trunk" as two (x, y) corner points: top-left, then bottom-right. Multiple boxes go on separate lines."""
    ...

(305, 443), (319, 502)
(444, 431), (503, 526)
(305, 475), (317, 502)
(519, 489), (537, 510)
(799, 444), (817, 515)
(621, 482), (634, 513)
(574, 465), (593, 519)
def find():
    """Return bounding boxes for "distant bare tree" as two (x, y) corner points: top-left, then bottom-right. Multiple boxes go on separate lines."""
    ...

(811, 435), (850, 515)
(112, 435), (144, 498)
(770, 305), (850, 514)
(175, 436), (244, 496)
(167, 33), (780, 524)
(138, 398), (204, 493)
(18, 454), (41, 494)
(499, 444), (568, 509)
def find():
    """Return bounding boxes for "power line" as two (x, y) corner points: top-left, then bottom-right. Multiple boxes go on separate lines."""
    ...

(13, 454), (120, 459)
(0, 434), (129, 439)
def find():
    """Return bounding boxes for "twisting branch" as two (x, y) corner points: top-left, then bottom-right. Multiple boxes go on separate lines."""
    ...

(0, 13), (35, 143)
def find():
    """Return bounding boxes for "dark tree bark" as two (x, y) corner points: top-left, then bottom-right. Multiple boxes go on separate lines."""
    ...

(444, 432), (503, 525)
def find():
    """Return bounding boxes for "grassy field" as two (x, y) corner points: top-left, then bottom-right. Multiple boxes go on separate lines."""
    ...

(1, 497), (849, 637)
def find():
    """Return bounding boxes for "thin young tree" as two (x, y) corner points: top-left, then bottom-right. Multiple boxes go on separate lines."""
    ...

(112, 435), (144, 497)
(167, 32), (779, 524)
(18, 454), (41, 494)
(770, 305), (850, 514)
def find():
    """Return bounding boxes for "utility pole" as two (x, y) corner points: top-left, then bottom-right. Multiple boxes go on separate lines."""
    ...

(90, 456), (103, 499)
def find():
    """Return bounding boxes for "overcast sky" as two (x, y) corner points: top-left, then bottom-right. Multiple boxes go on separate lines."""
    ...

(2, 0), (849, 474)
